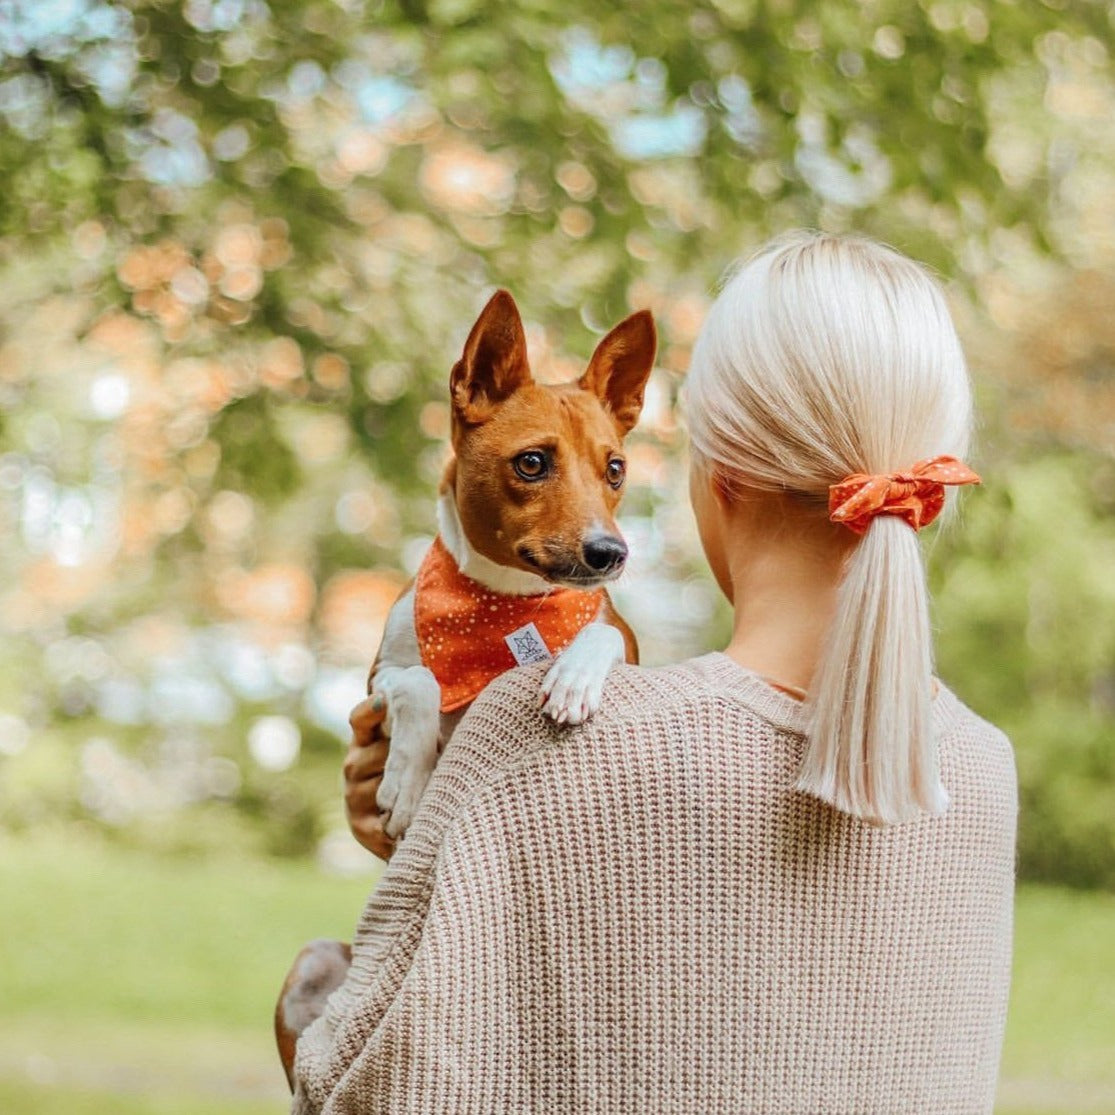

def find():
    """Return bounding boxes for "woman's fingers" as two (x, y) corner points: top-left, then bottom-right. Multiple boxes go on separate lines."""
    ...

(349, 810), (396, 861)
(344, 695), (396, 862)
(342, 734), (388, 784)
(349, 694), (387, 740)
(344, 765), (382, 815)
(344, 694), (389, 784)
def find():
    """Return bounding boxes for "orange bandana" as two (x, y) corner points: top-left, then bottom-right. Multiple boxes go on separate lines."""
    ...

(414, 537), (604, 713)
(828, 455), (981, 535)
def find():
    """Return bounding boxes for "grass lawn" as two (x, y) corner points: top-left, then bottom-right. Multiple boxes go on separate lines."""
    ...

(0, 831), (378, 1115)
(1, 833), (1112, 1114)
(998, 887), (1115, 1115)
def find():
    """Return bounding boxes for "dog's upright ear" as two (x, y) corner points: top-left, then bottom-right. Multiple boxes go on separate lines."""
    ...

(579, 310), (657, 435)
(450, 290), (533, 426)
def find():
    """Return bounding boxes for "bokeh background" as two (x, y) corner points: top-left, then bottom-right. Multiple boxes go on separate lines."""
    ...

(0, 1), (1113, 1112)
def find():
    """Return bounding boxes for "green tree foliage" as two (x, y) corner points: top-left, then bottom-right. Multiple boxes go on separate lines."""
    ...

(0, 0), (1112, 879)
(934, 454), (1115, 888)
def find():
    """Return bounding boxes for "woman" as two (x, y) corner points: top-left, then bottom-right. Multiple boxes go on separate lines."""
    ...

(289, 232), (1016, 1114)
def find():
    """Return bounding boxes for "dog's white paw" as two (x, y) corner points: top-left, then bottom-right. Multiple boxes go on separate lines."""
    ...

(377, 722), (439, 838)
(540, 661), (604, 725)
(539, 623), (625, 726)
(373, 665), (441, 839)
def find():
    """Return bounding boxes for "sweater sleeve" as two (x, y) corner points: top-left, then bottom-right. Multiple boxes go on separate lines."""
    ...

(290, 665), (558, 1114)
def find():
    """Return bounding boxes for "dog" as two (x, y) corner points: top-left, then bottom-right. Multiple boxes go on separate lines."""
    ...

(370, 288), (655, 839)
(275, 290), (655, 1089)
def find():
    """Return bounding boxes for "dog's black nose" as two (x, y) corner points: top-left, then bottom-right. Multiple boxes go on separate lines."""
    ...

(582, 534), (628, 573)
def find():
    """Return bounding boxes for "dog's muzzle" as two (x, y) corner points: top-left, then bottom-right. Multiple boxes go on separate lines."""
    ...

(518, 532), (628, 587)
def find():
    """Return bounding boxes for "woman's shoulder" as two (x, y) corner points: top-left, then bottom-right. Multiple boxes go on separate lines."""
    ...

(931, 682), (1014, 756)
(448, 658), (1016, 805)
(933, 684), (1017, 807)
(423, 655), (767, 842)
(451, 652), (801, 773)
(461, 654), (732, 742)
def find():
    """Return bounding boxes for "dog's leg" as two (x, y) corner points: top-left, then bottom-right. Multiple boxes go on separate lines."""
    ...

(370, 586), (443, 839)
(373, 663), (442, 837)
(539, 620), (626, 725)
(275, 939), (352, 1090)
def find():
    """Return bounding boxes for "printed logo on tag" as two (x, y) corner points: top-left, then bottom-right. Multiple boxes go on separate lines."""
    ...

(504, 622), (553, 666)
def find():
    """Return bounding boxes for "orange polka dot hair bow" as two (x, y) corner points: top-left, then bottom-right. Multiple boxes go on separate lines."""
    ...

(828, 455), (981, 535)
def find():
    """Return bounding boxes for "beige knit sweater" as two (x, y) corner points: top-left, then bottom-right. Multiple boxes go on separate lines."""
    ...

(293, 653), (1017, 1115)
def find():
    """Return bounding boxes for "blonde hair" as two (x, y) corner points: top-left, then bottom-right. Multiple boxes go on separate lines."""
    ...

(687, 231), (973, 825)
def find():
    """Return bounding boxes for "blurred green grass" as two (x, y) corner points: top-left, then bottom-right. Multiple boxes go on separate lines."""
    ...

(998, 887), (1115, 1115)
(0, 835), (1112, 1114)
(0, 832), (377, 1114)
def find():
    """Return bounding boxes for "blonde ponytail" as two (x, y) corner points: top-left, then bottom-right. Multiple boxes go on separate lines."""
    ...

(686, 231), (974, 825)
(799, 517), (943, 824)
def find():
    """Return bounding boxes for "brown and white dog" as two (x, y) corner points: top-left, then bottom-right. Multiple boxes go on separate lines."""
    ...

(370, 289), (655, 839)
(276, 291), (655, 1087)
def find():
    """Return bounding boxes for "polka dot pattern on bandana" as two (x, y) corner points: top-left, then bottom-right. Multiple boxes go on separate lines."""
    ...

(414, 537), (604, 712)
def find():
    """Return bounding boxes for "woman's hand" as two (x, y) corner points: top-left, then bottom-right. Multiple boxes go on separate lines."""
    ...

(343, 695), (397, 861)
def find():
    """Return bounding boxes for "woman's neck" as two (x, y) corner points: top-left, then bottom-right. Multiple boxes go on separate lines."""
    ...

(720, 506), (852, 695)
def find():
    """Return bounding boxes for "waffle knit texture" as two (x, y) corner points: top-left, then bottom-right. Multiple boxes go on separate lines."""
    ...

(292, 653), (1017, 1115)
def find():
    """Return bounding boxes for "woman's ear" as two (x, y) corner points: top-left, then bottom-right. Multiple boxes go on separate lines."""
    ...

(689, 457), (735, 603)
(689, 458), (738, 525)
(709, 466), (736, 509)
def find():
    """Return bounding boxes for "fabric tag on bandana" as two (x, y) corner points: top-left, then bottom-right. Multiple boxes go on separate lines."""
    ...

(504, 622), (554, 666)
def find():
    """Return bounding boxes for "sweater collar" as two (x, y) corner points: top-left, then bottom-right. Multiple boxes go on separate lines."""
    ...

(693, 652), (964, 740)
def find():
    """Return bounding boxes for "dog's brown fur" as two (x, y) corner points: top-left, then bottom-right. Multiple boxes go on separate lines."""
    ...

(448, 290), (654, 593)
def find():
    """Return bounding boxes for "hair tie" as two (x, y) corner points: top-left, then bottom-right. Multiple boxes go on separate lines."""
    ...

(828, 455), (981, 535)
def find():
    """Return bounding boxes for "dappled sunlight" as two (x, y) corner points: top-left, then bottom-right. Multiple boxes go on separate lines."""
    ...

(0, 0), (1113, 920)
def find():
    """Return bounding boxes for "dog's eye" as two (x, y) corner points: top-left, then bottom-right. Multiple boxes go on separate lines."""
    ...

(513, 451), (548, 481)
(606, 458), (626, 489)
